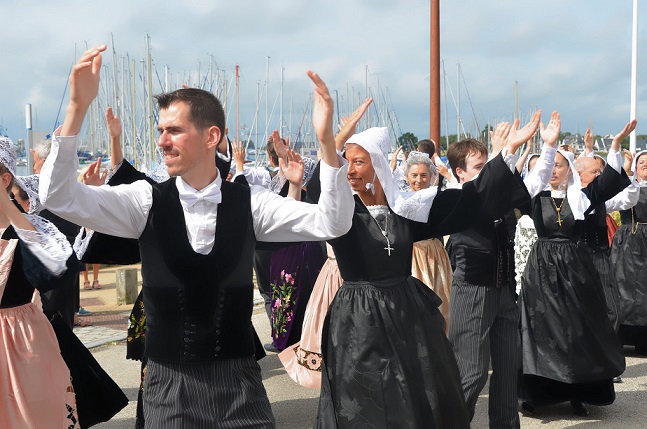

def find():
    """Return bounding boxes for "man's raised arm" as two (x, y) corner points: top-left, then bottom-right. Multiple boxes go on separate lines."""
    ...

(39, 45), (151, 239)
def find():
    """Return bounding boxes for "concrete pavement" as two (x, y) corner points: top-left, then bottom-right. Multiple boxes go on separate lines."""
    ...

(78, 266), (647, 428)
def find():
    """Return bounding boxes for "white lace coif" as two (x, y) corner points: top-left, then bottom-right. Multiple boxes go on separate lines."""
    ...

(14, 174), (42, 214)
(0, 136), (17, 177)
(346, 127), (436, 223)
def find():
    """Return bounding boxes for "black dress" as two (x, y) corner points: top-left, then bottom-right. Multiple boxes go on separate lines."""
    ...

(612, 186), (647, 353)
(314, 153), (530, 428)
(519, 167), (629, 407)
(581, 202), (620, 330)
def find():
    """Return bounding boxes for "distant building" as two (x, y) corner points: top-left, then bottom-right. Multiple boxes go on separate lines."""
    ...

(601, 137), (647, 152)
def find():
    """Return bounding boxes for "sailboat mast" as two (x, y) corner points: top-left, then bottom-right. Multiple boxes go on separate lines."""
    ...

(131, 59), (137, 168)
(236, 65), (240, 147)
(111, 34), (118, 111)
(365, 65), (370, 128)
(146, 35), (155, 169)
(630, 0), (638, 153)
(255, 81), (260, 163)
(280, 66), (284, 138)
(265, 56), (270, 142)
(442, 60), (449, 151)
(514, 81), (519, 120)
(456, 63), (461, 141)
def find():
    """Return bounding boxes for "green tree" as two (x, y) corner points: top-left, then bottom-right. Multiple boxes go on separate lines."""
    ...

(398, 132), (418, 151)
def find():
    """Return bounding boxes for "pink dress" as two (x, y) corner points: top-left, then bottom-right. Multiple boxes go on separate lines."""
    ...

(411, 237), (452, 334)
(279, 244), (343, 389)
(0, 233), (79, 428)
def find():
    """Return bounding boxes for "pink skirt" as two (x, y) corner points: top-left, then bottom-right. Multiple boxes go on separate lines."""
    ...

(279, 256), (343, 389)
(0, 303), (79, 429)
(411, 238), (452, 334)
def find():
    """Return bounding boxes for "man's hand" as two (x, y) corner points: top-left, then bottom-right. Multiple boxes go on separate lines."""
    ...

(539, 111), (561, 148)
(390, 146), (403, 172)
(583, 127), (594, 155)
(63, 44), (107, 136)
(280, 149), (305, 186)
(232, 140), (246, 174)
(490, 122), (511, 157)
(83, 157), (107, 186)
(106, 107), (122, 139)
(272, 130), (289, 163)
(506, 111), (541, 154)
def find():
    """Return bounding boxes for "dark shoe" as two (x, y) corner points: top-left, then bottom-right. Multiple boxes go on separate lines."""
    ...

(263, 343), (280, 353)
(78, 307), (93, 316)
(570, 401), (589, 417)
(520, 401), (536, 416)
(613, 376), (623, 383)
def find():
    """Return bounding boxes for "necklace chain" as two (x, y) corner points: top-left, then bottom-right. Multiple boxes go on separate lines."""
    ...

(551, 197), (565, 227)
(371, 211), (394, 256)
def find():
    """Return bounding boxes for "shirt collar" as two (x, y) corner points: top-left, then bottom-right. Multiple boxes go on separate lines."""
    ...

(176, 173), (223, 209)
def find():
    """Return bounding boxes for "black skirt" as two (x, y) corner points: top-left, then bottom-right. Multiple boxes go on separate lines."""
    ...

(50, 315), (128, 428)
(519, 239), (625, 405)
(316, 276), (470, 428)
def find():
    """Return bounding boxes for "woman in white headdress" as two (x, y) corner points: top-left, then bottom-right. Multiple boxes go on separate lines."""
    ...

(0, 136), (80, 428)
(611, 148), (647, 354)
(518, 147), (629, 417)
(404, 151), (453, 332)
(312, 122), (535, 428)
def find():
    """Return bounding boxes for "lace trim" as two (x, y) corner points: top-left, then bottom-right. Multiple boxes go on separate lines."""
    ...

(14, 214), (73, 276)
(293, 344), (323, 372)
(73, 228), (94, 260)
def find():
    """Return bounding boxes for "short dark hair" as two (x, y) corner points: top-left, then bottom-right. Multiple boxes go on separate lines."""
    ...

(155, 88), (225, 133)
(266, 140), (279, 167)
(416, 139), (436, 157)
(446, 138), (488, 180)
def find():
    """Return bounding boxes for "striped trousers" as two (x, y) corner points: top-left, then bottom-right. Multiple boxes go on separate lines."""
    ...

(449, 281), (520, 429)
(144, 357), (275, 428)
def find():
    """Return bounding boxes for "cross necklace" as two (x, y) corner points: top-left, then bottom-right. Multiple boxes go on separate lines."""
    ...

(373, 211), (394, 256)
(551, 197), (565, 227)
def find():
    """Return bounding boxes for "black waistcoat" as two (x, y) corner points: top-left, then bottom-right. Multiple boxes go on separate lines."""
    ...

(449, 210), (516, 289)
(139, 179), (257, 363)
(581, 203), (609, 252)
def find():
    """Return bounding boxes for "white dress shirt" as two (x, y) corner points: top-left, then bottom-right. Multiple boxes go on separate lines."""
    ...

(39, 132), (354, 255)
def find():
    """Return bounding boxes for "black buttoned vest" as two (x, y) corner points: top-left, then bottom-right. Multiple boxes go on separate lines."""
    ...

(140, 178), (257, 363)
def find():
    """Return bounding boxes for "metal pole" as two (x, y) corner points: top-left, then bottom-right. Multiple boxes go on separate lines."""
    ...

(430, 0), (441, 152)
(25, 104), (33, 174)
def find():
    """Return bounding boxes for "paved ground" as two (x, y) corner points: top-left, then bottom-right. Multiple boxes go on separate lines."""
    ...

(79, 266), (647, 428)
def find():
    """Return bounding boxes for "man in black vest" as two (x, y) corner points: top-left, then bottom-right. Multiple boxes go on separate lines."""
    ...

(446, 115), (559, 429)
(40, 45), (354, 428)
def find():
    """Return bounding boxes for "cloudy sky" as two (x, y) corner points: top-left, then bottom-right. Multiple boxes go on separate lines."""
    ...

(0, 0), (644, 148)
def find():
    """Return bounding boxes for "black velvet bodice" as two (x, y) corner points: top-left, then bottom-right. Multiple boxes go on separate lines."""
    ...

(0, 227), (33, 308)
(331, 199), (413, 282)
(329, 154), (531, 284)
(529, 164), (631, 241)
(533, 195), (580, 239)
(0, 226), (72, 308)
(620, 187), (647, 225)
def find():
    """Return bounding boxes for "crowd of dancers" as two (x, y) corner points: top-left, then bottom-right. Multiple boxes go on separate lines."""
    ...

(1, 43), (646, 429)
